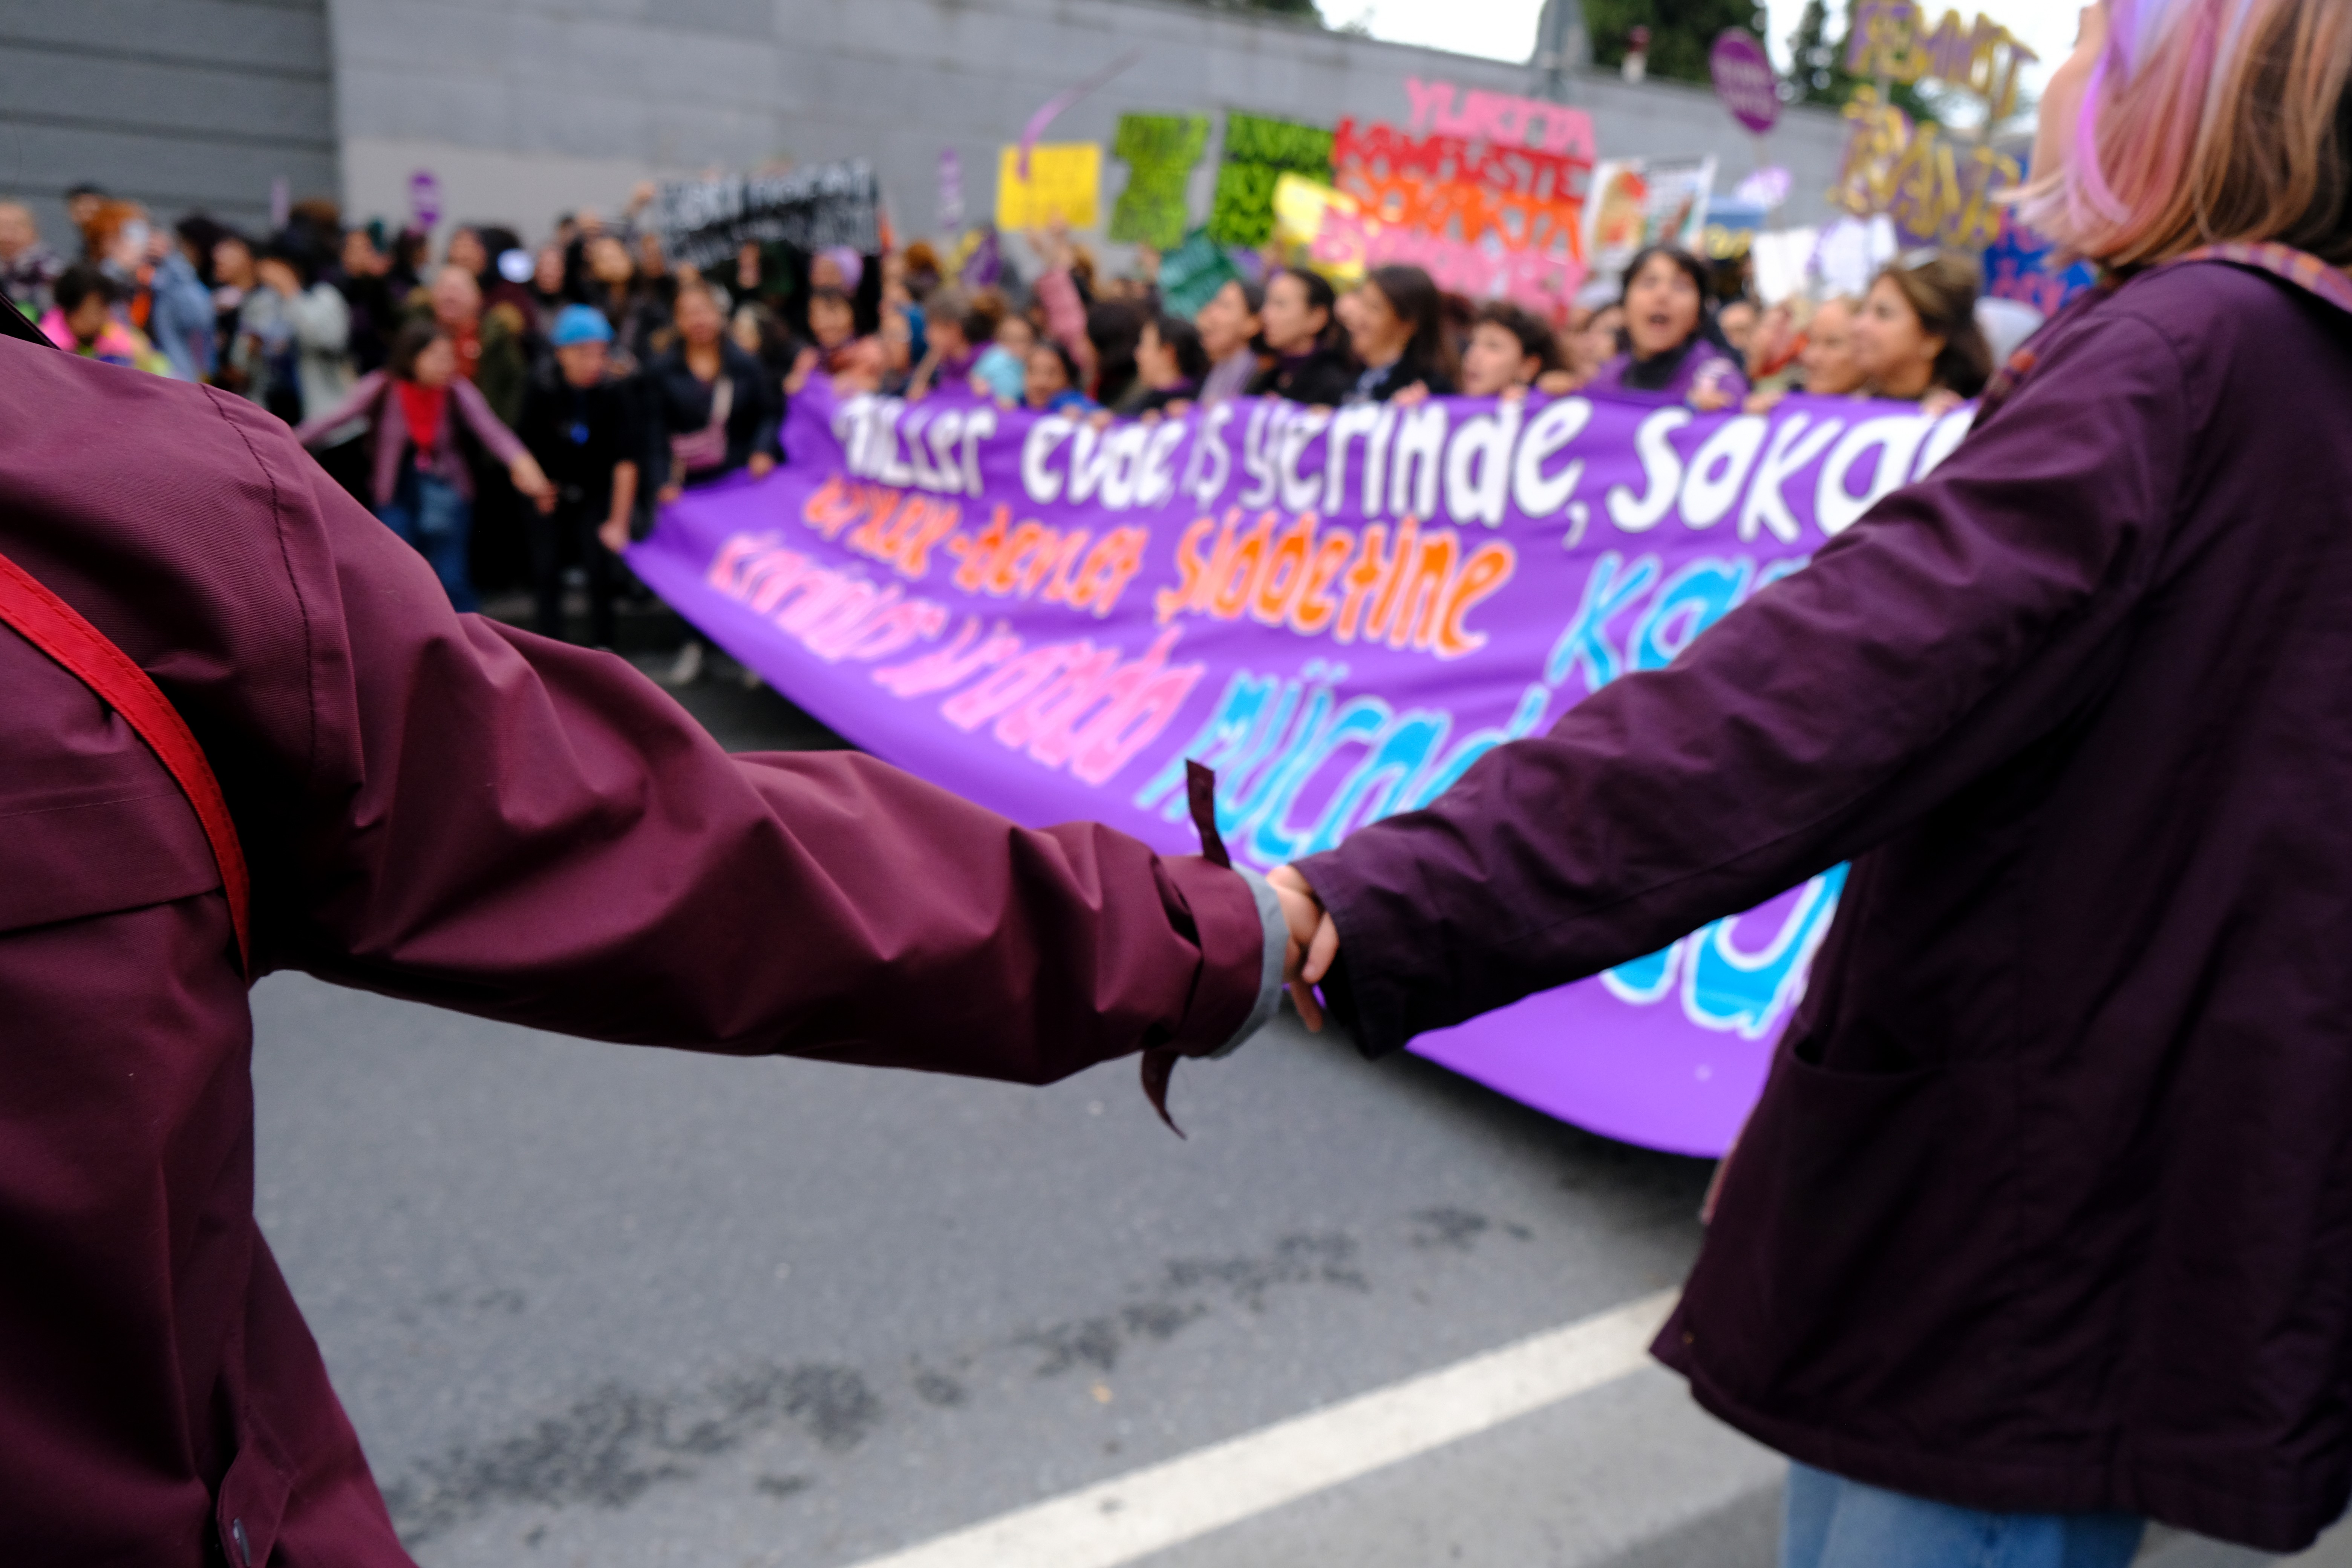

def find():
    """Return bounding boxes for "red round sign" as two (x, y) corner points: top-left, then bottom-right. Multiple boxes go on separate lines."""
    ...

(1710, 29), (1782, 136)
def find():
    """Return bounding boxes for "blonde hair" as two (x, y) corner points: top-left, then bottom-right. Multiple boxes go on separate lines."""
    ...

(2019, 0), (2352, 267)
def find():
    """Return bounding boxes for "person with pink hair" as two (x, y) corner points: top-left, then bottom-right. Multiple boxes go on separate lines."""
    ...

(1271, 2), (2352, 1562)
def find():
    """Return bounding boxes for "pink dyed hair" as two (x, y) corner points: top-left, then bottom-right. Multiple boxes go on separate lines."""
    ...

(2018, 0), (2352, 266)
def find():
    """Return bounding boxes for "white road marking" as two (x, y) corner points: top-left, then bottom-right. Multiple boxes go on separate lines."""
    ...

(841, 1288), (1680, 1568)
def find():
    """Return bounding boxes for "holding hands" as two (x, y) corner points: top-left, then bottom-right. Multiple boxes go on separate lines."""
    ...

(1268, 866), (1338, 1033)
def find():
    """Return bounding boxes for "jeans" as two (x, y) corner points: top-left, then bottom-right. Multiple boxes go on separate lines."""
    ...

(377, 468), (476, 612)
(1785, 1465), (2145, 1568)
(526, 502), (620, 647)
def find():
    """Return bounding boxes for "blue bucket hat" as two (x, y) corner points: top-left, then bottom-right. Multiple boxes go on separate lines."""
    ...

(550, 304), (614, 347)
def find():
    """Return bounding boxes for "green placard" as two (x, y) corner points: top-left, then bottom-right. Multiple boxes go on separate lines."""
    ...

(1207, 112), (1334, 249)
(1109, 113), (1210, 249)
(1157, 227), (1242, 318)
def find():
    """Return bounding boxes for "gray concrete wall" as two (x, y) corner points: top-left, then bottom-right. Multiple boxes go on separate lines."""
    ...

(0, 0), (338, 248)
(328, 0), (1850, 257)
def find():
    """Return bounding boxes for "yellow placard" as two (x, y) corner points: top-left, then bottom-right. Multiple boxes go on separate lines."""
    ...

(996, 143), (1102, 231)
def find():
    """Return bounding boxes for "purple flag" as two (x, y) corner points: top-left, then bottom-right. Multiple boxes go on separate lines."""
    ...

(631, 383), (1973, 1156)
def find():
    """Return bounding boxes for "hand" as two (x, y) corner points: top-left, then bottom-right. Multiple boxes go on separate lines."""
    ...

(1390, 381), (1430, 407)
(657, 482), (683, 505)
(509, 453), (556, 508)
(1920, 387), (1966, 417)
(784, 345), (820, 397)
(598, 514), (632, 554)
(1534, 369), (1579, 396)
(1743, 387), (1788, 416)
(1268, 866), (1338, 1033)
(748, 452), (776, 479)
(1689, 381), (1737, 413)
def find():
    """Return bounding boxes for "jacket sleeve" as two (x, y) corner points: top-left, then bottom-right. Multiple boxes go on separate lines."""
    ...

(287, 284), (349, 356)
(1294, 309), (2193, 1058)
(291, 371), (384, 449)
(747, 361), (783, 462)
(220, 393), (1270, 1081)
(449, 376), (528, 467)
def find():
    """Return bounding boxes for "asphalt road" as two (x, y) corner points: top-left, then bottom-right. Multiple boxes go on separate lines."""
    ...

(251, 663), (1725, 1567)
(250, 657), (2350, 1567)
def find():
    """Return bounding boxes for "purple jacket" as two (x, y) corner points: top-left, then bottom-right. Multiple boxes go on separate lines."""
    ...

(1297, 260), (2352, 1551)
(0, 344), (1271, 1563)
(1589, 338), (1748, 406)
(293, 368), (528, 508)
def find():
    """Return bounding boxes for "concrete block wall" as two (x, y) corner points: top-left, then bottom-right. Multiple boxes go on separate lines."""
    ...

(329, 0), (1853, 260)
(0, 0), (338, 248)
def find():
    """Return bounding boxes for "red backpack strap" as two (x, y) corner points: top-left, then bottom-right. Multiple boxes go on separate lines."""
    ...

(0, 550), (252, 972)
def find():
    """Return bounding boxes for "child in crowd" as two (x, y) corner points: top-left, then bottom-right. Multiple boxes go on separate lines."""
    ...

(39, 264), (167, 371)
(974, 313), (1035, 404)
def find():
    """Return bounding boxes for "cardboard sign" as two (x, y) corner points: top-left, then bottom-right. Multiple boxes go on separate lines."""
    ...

(997, 143), (1103, 231)
(1109, 114), (1211, 249)
(1208, 113), (1335, 248)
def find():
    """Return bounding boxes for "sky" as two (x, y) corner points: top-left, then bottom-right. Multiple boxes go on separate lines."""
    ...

(1344, 0), (2082, 103)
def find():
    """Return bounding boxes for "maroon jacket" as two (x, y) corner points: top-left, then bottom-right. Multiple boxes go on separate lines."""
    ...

(1297, 260), (2352, 1551)
(0, 342), (1270, 1564)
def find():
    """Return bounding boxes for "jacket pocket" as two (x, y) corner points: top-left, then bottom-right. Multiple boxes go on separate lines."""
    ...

(214, 1436), (292, 1568)
(1684, 1044), (2021, 1421)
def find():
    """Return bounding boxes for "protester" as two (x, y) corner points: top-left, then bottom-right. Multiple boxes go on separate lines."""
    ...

(292, 320), (553, 610)
(582, 231), (667, 363)
(0, 292), (1290, 1565)
(1455, 300), (1566, 398)
(905, 283), (997, 399)
(0, 200), (62, 317)
(974, 311), (1035, 404)
(1193, 276), (1265, 403)
(1271, 0), (2352, 1560)
(1086, 298), (1148, 410)
(1797, 296), (1865, 395)
(147, 217), (221, 384)
(1113, 313), (1207, 416)
(806, 285), (865, 375)
(39, 263), (164, 370)
(208, 231), (259, 391)
(516, 305), (640, 647)
(1561, 300), (1625, 387)
(62, 182), (107, 253)
(1023, 338), (1094, 414)
(1586, 246), (1746, 409)
(644, 279), (782, 684)
(1250, 266), (1354, 406)
(230, 236), (353, 424)
(1851, 250), (1994, 410)
(1743, 298), (1808, 393)
(1717, 297), (1759, 357)
(413, 262), (530, 426)
(335, 222), (400, 375)
(1340, 265), (1458, 403)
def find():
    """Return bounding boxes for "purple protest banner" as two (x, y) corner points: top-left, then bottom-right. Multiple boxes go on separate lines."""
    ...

(630, 383), (1972, 1156)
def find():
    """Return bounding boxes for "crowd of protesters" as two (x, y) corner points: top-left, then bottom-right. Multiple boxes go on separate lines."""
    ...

(0, 179), (2015, 683)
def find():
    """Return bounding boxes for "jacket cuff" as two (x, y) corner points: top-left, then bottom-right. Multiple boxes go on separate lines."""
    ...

(1289, 850), (1410, 1060)
(1159, 854), (1272, 1057)
(1210, 867), (1288, 1058)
